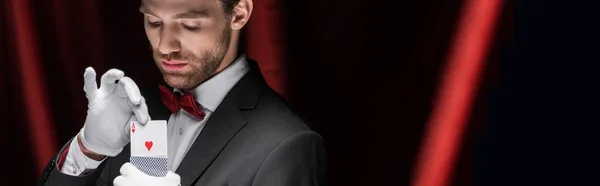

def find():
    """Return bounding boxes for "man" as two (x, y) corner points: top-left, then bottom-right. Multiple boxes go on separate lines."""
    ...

(36, 0), (327, 185)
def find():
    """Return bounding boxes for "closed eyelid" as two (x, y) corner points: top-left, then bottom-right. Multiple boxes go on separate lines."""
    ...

(144, 16), (163, 24)
(180, 19), (201, 23)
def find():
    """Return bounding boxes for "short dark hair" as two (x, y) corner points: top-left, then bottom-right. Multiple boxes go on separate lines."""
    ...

(220, 0), (241, 15)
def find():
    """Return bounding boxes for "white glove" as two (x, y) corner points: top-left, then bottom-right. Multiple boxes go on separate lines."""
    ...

(79, 67), (150, 156)
(113, 163), (181, 186)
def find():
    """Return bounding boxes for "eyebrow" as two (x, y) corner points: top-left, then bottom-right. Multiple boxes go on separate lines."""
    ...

(139, 6), (153, 15)
(174, 10), (207, 19)
(139, 6), (207, 19)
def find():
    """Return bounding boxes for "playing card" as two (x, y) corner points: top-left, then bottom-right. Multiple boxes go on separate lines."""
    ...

(129, 120), (168, 177)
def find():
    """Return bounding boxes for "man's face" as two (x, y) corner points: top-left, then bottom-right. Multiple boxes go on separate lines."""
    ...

(140, 0), (231, 90)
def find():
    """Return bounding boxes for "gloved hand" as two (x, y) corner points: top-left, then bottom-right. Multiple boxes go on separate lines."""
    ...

(113, 163), (181, 186)
(79, 67), (150, 156)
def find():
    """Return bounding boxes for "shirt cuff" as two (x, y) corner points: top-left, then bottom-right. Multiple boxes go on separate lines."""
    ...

(59, 134), (106, 176)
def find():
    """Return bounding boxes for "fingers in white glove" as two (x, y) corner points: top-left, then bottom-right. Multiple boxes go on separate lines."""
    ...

(113, 164), (134, 185)
(100, 69), (125, 93)
(115, 163), (181, 186)
(166, 171), (182, 182)
(113, 175), (129, 186)
(118, 77), (141, 105)
(123, 114), (151, 139)
(130, 96), (150, 124)
(116, 77), (150, 124)
(83, 67), (98, 100)
(119, 162), (136, 177)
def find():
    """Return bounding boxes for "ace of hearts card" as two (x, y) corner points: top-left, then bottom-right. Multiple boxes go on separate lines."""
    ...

(129, 120), (168, 177)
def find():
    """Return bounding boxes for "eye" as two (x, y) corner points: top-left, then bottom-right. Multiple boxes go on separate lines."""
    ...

(182, 23), (200, 31)
(180, 20), (201, 31)
(147, 20), (163, 28)
(145, 15), (162, 28)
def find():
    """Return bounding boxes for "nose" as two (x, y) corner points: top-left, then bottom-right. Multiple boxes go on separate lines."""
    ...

(157, 25), (181, 55)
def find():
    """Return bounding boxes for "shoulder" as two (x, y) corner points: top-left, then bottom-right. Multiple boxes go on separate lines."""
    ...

(242, 87), (316, 141)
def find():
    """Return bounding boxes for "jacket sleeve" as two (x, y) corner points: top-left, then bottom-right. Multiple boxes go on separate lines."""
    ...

(252, 130), (328, 186)
(36, 137), (112, 186)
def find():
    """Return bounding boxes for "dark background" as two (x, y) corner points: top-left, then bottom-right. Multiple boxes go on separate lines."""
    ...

(1, 0), (513, 185)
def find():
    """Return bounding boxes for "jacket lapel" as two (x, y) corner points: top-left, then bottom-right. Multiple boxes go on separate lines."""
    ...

(175, 94), (247, 186)
(174, 59), (266, 186)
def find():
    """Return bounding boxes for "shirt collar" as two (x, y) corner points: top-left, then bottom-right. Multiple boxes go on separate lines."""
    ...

(174, 54), (250, 112)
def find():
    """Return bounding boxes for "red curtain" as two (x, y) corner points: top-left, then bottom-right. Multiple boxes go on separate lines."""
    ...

(412, 0), (504, 185)
(246, 0), (287, 97)
(2, 0), (107, 182)
(5, 0), (58, 173)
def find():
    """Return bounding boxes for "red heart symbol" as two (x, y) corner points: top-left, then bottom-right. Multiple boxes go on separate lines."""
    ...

(145, 141), (153, 151)
(131, 123), (136, 133)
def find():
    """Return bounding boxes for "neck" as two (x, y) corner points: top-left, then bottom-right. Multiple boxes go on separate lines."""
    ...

(215, 31), (240, 74)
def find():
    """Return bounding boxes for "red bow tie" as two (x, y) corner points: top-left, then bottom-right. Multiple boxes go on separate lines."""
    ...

(159, 85), (206, 120)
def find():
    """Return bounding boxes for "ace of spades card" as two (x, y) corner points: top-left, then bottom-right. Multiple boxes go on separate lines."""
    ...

(129, 120), (168, 177)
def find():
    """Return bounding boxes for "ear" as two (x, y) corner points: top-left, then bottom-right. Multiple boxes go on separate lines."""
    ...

(230, 0), (253, 30)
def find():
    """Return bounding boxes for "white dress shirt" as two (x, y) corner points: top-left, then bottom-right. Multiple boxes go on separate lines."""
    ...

(61, 55), (250, 176)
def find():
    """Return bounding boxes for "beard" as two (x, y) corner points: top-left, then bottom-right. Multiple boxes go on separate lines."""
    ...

(153, 26), (231, 91)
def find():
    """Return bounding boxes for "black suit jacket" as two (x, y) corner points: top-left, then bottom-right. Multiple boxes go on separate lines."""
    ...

(37, 60), (328, 186)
